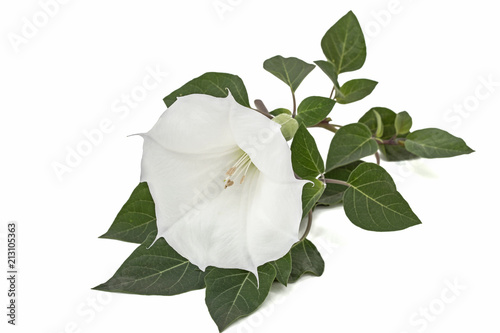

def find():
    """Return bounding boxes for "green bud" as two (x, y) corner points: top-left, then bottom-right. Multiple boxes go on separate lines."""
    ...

(270, 108), (292, 117)
(272, 114), (299, 141)
(373, 109), (384, 138)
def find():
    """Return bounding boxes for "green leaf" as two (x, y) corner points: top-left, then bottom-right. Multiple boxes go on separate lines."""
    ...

(394, 111), (412, 135)
(318, 161), (363, 206)
(343, 163), (422, 231)
(405, 128), (474, 158)
(326, 123), (378, 172)
(270, 252), (292, 286)
(163, 72), (250, 108)
(291, 125), (325, 178)
(301, 179), (325, 218)
(204, 264), (276, 332)
(270, 108), (292, 116)
(378, 143), (418, 161)
(314, 60), (341, 93)
(93, 234), (206, 295)
(289, 239), (325, 283)
(263, 55), (315, 92)
(295, 96), (336, 127)
(321, 11), (366, 74)
(99, 182), (156, 244)
(336, 79), (378, 104)
(358, 107), (397, 140)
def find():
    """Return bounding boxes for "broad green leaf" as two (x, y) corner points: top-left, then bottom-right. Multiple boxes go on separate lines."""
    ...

(394, 111), (412, 135)
(270, 108), (292, 116)
(93, 234), (206, 295)
(318, 161), (363, 206)
(291, 125), (325, 178)
(289, 239), (325, 283)
(358, 107), (397, 140)
(405, 128), (474, 158)
(99, 182), (156, 244)
(336, 79), (378, 104)
(378, 143), (418, 161)
(270, 252), (292, 286)
(163, 72), (250, 108)
(343, 163), (421, 231)
(301, 179), (325, 218)
(321, 11), (366, 74)
(326, 123), (378, 172)
(314, 60), (342, 94)
(295, 96), (336, 126)
(205, 264), (276, 332)
(263, 55), (315, 92)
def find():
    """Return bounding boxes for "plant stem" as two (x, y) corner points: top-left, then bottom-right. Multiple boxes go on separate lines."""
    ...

(375, 151), (381, 165)
(298, 177), (349, 241)
(324, 178), (350, 187)
(291, 89), (297, 117)
(375, 137), (405, 146)
(300, 210), (313, 241)
(311, 121), (339, 133)
(329, 84), (335, 99)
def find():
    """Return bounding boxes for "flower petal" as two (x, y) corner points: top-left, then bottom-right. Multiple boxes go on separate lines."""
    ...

(146, 93), (236, 154)
(228, 95), (297, 182)
(140, 136), (239, 235)
(160, 166), (306, 276)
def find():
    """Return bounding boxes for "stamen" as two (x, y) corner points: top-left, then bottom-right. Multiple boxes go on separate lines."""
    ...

(224, 152), (253, 188)
(231, 154), (250, 171)
(239, 159), (252, 184)
(226, 167), (236, 176)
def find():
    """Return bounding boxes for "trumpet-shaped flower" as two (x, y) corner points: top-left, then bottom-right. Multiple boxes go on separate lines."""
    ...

(140, 93), (308, 276)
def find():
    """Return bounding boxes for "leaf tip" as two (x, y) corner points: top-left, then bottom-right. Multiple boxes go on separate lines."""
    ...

(98, 232), (110, 239)
(91, 284), (105, 291)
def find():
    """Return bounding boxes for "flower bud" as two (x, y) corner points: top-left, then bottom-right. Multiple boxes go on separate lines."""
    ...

(272, 113), (299, 141)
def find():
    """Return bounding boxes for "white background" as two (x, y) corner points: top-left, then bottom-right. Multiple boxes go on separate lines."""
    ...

(1, 0), (498, 332)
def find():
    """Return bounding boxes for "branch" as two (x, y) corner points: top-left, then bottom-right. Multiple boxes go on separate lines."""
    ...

(311, 121), (339, 133)
(375, 137), (405, 146)
(329, 84), (335, 99)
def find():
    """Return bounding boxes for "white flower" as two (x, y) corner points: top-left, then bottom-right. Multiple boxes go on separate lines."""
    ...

(140, 93), (308, 276)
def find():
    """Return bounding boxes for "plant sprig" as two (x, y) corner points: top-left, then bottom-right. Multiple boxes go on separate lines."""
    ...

(95, 10), (473, 332)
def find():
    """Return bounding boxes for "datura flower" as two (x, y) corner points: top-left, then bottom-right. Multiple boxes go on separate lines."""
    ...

(140, 93), (308, 276)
